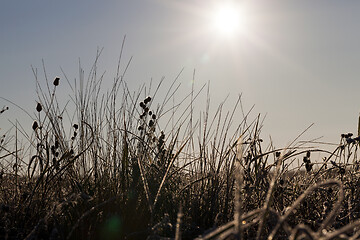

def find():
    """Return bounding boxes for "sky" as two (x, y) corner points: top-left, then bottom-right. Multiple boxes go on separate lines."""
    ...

(1, 0), (360, 151)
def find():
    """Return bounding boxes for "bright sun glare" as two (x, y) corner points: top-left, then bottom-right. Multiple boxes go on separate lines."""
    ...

(212, 3), (246, 37)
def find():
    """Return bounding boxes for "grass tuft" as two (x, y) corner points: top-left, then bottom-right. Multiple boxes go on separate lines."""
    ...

(2, 50), (360, 239)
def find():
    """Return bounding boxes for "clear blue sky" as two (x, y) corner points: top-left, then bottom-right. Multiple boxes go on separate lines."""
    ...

(1, 0), (360, 148)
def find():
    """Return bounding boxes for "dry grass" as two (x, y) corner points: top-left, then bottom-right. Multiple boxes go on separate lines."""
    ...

(1, 48), (360, 240)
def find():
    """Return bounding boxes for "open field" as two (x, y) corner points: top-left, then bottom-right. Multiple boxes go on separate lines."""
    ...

(1, 56), (360, 240)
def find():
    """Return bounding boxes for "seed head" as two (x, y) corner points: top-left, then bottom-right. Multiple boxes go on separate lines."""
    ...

(160, 131), (165, 139)
(36, 102), (42, 112)
(140, 102), (145, 108)
(305, 162), (313, 172)
(73, 124), (79, 130)
(32, 121), (38, 131)
(144, 96), (152, 104)
(0, 106), (9, 114)
(152, 114), (156, 120)
(149, 119), (154, 127)
(346, 138), (355, 144)
(53, 77), (60, 86)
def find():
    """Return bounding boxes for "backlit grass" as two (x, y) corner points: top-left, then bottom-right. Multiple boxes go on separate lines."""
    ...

(1, 50), (360, 240)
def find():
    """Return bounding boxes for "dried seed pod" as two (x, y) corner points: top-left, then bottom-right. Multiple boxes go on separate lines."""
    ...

(0, 106), (9, 114)
(149, 111), (152, 116)
(32, 121), (38, 131)
(138, 126), (143, 131)
(53, 77), (60, 86)
(144, 107), (149, 113)
(36, 103), (42, 112)
(144, 97), (149, 104)
(149, 119), (154, 127)
(73, 124), (78, 130)
(346, 138), (355, 144)
(140, 102), (145, 108)
(152, 114), (156, 120)
(305, 162), (313, 172)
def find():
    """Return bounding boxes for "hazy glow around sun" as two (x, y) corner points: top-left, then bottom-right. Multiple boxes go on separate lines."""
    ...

(212, 3), (246, 36)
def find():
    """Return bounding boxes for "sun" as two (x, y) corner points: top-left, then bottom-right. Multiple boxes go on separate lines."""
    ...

(211, 3), (246, 37)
